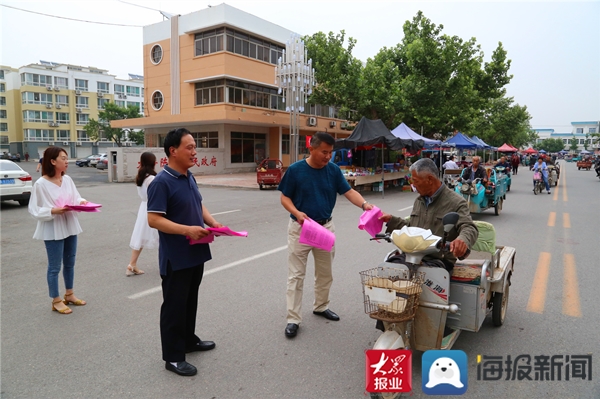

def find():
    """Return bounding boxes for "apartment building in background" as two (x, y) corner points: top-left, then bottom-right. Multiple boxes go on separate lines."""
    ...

(533, 121), (600, 152)
(112, 3), (351, 172)
(0, 62), (144, 159)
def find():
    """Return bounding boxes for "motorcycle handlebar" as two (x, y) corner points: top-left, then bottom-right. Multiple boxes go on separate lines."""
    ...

(370, 234), (471, 260)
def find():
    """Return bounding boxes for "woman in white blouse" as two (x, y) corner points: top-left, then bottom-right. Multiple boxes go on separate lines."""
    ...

(29, 147), (88, 314)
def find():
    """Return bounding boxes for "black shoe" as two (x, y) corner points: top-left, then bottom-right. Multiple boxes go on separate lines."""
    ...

(165, 361), (197, 376)
(186, 340), (216, 353)
(285, 323), (299, 338)
(313, 309), (340, 321)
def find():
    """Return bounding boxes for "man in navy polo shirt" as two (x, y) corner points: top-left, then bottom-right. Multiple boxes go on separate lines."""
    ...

(148, 128), (222, 377)
(278, 132), (374, 338)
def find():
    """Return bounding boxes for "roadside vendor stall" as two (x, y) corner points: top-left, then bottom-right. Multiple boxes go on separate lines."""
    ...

(335, 117), (423, 197)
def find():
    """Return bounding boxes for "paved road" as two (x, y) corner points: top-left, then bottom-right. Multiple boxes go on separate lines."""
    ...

(1, 161), (598, 398)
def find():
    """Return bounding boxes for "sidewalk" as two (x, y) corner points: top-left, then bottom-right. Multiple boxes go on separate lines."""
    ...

(194, 172), (259, 189)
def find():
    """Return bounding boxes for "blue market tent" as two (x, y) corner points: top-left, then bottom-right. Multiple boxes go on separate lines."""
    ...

(391, 123), (438, 148)
(441, 133), (482, 149)
(470, 136), (492, 148)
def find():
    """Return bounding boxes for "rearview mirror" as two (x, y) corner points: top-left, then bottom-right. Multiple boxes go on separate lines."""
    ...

(442, 212), (459, 233)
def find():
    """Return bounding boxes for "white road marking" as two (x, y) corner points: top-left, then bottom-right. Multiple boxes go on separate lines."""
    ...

(397, 206), (413, 212)
(128, 245), (287, 300)
(211, 209), (241, 216)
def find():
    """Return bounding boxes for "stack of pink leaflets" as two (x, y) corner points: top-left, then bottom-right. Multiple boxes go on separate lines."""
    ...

(188, 226), (248, 244)
(66, 202), (102, 213)
(358, 206), (384, 238)
(299, 218), (335, 252)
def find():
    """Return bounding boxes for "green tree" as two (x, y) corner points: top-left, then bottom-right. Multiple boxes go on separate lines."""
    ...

(84, 102), (144, 146)
(303, 30), (363, 120)
(569, 135), (579, 152)
(468, 96), (532, 148)
(584, 133), (590, 150)
(533, 138), (565, 153)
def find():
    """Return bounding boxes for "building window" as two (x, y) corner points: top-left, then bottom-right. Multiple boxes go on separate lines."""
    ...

(97, 82), (109, 93)
(21, 73), (53, 87)
(55, 94), (69, 105)
(0, 135), (8, 144)
(56, 112), (70, 124)
(222, 79), (283, 110)
(75, 96), (89, 108)
(0, 123), (7, 132)
(76, 114), (89, 125)
(126, 86), (140, 97)
(75, 79), (88, 91)
(23, 110), (53, 122)
(191, 132), (218, 148)
(590, 128), (597, 133)
(151, 91), (164, 110)
(0, 110), (6, 119)
(0, 83), (5, 92)
(151, 44), (163, 64)
(98, 98), (109, 109)
(115, 100), (125, 107)
(114, 84), (125, 95)
(195, 80), (225, 105)
(54, 77), (68, 89)
(195, 28), (283, 65)
(282, 134), (290, 154)
(230, 132), (266, 163)
(22, 92), (53, 105)
(0, 97), (5, 106)
(579, 139), (585, 145)
(24, 129), (54, 141)
(77, 130), (89, 141)
(0, 70), (4, 79)
(56, 130), (70, 140)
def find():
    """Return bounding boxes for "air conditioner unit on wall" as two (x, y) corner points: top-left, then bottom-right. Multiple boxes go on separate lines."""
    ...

(48, 141), (55, 145)
(63, 141), (69, 145)
(330, 121), (337, 128)
(307, 117), (317, 127)
(46, 85), (53, 91)
(48, 122), (54, 127)
(97, 92), (103, 98)
(45, 103), (53, 109)
(75, 90), (82, 95)
(76, 108), (82, 113)
(56, 104), (62, 109)
(76, 141), (82, 146)
(54, 86), (60, 91)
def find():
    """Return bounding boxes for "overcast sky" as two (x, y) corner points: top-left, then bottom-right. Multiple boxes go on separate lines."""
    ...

(2, 0), (598, 132)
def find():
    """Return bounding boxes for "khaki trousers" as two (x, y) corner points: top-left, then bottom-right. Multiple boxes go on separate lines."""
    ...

(286, 218), (335, 324)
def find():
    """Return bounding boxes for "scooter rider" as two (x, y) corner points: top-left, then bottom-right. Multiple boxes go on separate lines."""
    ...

(460, 155), (488, 186)
(379, 158), (479, 273)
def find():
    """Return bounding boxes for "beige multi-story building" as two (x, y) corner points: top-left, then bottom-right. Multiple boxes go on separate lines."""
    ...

(0, 62), (144, 159)
(112, 3), (351, 172)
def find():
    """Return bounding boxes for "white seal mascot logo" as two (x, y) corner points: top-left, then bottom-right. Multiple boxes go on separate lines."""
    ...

(425, 357), (464, 388)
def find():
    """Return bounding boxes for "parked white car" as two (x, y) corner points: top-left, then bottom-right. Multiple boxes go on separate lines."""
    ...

(90, 153), (106, 167)
(0, 160), (32, 206)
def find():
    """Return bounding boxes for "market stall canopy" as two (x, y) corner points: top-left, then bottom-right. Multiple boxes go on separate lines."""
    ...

(441, 133), (482, 149)
(497, 143), (519, 152)
(335, 117), (423, 152)
(391, 123), (436, 148)
(579, 149), (591, 154)
(470, 136), (493, 149)
(522, 147), (538, 154)
(538, 149), (547, 154)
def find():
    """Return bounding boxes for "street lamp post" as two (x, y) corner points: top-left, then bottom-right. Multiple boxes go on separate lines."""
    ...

(275, 34), (315, 165)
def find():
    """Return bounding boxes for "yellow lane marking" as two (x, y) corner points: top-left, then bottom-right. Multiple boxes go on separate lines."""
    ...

(562, 167), (568, 202)
(526, 252), (551, 314)
(563, 213), (571, 228)
(547, 212), (556, 226)
(563, 254), (581, 317)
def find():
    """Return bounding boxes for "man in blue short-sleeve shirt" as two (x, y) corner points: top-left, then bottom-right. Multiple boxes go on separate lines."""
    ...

(278, 132), (375, 338)
(147, 128), (223, 377)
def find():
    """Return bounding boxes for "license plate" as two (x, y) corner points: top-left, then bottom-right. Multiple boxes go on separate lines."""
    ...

(1, 178), (15, 185)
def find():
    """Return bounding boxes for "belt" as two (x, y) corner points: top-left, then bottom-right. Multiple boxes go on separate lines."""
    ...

(315, 217), (332, 226)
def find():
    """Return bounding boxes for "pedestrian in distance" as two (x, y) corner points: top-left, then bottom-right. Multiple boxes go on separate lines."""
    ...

(511, 153), (520, 175)
(126, 152), (159, 276)
(28, 146), (88, 315)
(442, 155), (459, 170)
(25, 152), (30, 162)
(147, 128), (222, 377)
(277, 132), (375, 339)
(36, 157), (43, 173)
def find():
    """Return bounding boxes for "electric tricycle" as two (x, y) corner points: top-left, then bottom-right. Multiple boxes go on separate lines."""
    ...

(454, 168), (507, 215)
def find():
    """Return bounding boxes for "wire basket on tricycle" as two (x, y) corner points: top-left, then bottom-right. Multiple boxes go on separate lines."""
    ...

(360, 267), (425, 323)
